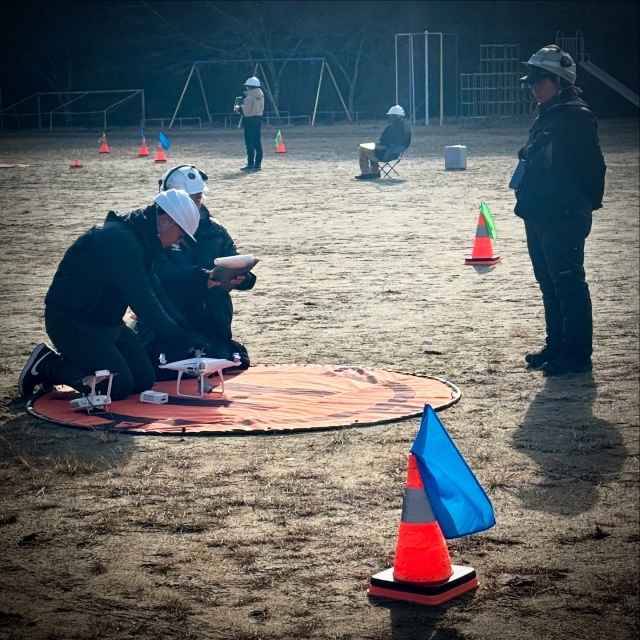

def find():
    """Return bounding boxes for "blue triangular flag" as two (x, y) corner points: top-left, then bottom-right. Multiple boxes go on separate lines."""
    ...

(410, 405), (495, 539)
(159, 131), (170, 150)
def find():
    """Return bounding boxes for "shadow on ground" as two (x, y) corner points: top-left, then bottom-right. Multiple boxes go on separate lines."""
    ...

(511, 372), (627, 516)
(0, 395), (135, 472)
(370, 592), (476, 639)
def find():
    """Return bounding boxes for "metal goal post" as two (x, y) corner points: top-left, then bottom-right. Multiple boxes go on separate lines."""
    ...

(0, 89), (145, 131)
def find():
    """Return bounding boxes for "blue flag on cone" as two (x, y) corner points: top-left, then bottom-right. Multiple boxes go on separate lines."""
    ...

(159, 131), (171, 150)
(410, 405), (495, 539)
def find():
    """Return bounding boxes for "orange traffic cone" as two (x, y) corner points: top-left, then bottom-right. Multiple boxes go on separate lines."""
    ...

(99, 134), (110, 154)
(464, 213), (501, 265)
(70, 158), (83, 169)
(138, 137), (149, 157)
(368, 454), (479, 606)
(275, 130), (287, 154)
(154, 141), (167, 163)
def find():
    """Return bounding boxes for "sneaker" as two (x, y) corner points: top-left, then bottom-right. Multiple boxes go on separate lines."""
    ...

(539, 354), (593, 376)
(525, 346), (561, 369)
(355, 174), (374, 180)
(247, 166), (261, 172)
(18, 343), (54, 396)
(240, 165), (255, 172)
(371, 173), (381, 179)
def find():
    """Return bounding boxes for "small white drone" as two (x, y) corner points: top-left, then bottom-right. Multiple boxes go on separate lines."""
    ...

(158, 351), (242, 398)
(69, 370), (114, 414)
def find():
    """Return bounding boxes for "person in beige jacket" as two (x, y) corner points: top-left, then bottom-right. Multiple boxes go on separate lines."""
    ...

(234, 77), (265, 172)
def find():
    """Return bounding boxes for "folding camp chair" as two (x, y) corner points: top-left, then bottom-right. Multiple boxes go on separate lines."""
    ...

(379, 145), (407, 178)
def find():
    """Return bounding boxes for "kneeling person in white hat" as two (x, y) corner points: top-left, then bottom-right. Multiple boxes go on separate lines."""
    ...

(135, 165), (255, 377)
(18, 189), (208, 401)
(356, 105), (412, 180)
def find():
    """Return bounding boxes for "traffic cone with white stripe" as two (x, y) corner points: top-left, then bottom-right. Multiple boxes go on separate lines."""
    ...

(368, 454), (479, 605)
(464, 213), (500, 265)
(154, 141), (167, 163)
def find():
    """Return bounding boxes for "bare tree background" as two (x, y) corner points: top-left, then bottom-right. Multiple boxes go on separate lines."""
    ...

(0, 0), (637, 126)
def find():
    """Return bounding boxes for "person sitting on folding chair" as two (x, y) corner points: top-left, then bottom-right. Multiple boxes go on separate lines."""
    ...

(355, 105), (411, 180)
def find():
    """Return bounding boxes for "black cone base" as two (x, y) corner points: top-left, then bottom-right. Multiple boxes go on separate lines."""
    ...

(368, 565), (478, 606)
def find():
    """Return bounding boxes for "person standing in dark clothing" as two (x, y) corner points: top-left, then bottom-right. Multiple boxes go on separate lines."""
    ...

(18, 189), (207, 400)
(235, 77), (265, 172)
(356, 105), (412, 180)
(514, 45), (606, 375)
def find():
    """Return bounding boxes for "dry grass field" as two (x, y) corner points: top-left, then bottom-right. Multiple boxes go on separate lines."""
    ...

(0, 118), (638, 639)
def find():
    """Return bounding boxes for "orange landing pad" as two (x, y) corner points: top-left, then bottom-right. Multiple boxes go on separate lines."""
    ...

(368, 565), (478, 606)
(28, 364), (460, 436)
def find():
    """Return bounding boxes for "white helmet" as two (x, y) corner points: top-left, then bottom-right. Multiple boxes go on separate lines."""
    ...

(159, 164), (209, 195)
(244, 76), (261, 87)
(521, 45), (576, 85)
(387, 105), (405, 117)
(154, 189), (199, 241)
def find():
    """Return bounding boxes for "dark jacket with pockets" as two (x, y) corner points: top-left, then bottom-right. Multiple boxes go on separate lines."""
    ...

(45, 205), (186, 340)
(375, 119), (412, 161)
(515, 92), (606, 221)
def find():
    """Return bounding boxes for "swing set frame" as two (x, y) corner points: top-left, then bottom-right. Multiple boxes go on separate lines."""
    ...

(169, 57), (351, 129)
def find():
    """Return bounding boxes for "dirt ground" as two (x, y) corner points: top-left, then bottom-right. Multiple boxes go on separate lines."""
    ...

(0, 118), (638, 640)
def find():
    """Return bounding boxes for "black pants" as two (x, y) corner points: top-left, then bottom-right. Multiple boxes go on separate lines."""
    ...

(243, 117), (262, 168)
(524, 199), (593, 359)
(44, 308), (155, 400)
(146, 288), (246, 381)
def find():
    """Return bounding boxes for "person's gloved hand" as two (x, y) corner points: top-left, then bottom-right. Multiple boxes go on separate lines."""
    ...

(173, 328), (210, 355)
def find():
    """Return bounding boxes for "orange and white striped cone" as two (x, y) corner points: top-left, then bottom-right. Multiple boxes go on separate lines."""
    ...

(154, 141), (167, 163)
(138, 137), (149, 157)
(464, 214), (500, 265)
(99, 136), (110, 154)
(368, 454), (479, 606)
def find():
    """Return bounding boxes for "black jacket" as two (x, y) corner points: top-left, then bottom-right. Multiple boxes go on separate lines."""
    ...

(515, 91), (606, 220)
(45, 205), (185, 339)
(151, 205), (256, 311)
(375, 119), (412, 160)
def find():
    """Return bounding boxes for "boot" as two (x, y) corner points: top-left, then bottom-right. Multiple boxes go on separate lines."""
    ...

(525, 346), (562, 369)
(539, 354), (593, 375)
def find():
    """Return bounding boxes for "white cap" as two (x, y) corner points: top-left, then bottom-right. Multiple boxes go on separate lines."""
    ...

(387, 105), (405, 116)
(160, 165), (209, 194)
(244, 76), (261, 87)
(521, 45), (576, 85)
(154, 189), (199, 241)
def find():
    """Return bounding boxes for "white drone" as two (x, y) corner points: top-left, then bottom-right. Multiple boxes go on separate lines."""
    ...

(158, 351), (242, 398)
(69, 370), (114, 414)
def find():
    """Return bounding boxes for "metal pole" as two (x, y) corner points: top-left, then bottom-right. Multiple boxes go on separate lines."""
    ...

(440, 33), (444, 125)
(424, 31), (428, 125)
(170, 65), (196, 130)
(410, 35), (416, 124)
(311, 61), (325, 126)
(425, 32), (429, 125)
(37, 94), (41, 130)
(104, 109), (107, 131)
(395, 35), (399, 105)
(141, 89), (145, 130)
(325, 62), (352, 122)
(195, 67), (212, 123)
(455, 36), (459, 118)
